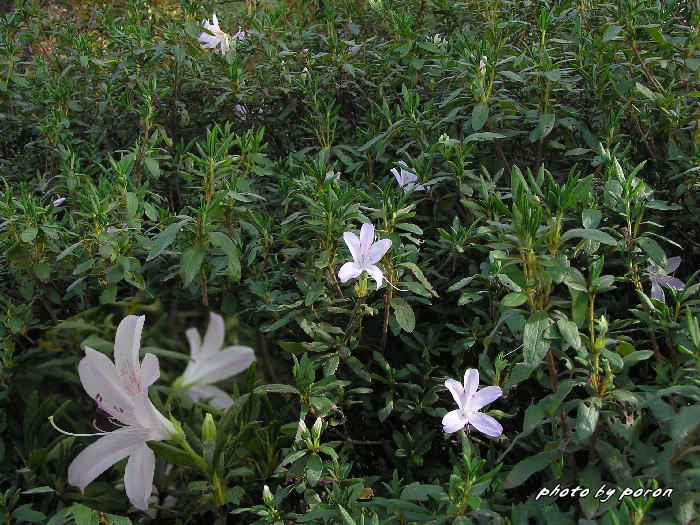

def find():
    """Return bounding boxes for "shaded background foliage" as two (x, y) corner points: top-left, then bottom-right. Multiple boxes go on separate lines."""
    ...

(0, 0), (699, 523)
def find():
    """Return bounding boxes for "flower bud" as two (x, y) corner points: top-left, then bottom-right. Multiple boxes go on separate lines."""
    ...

(297, 418), (309, 438)
(311, 417), (323, 442)
(597, 315), (608, 335)
(263, 485), (274, 506)
(202, 413), (217, 441)
(168, 416), (186, 443)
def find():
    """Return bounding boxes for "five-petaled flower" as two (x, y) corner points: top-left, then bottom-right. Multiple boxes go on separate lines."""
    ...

(338, 223), (392, 290)
(391, 162), (426, 193)
(197, 13), (231, 55)
(57, 315), (175, 511)
(645, 256), (684, 302)
(442, 369), (503, 438)
(178, 312), (256, 409)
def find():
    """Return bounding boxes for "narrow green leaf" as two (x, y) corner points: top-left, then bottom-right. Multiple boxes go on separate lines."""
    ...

(504, 449), (559, 488)
(471, 102), (489, 131)
(523, 311), (550, 366)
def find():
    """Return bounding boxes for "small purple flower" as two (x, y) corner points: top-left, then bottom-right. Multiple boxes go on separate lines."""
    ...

(53, 197), (66, 207)
(235, 104), (261, 121)
(338, 223), (392, 290)
(391, 162), (426, 193)
(442, 369), (503, 438)
(645, 256), (684, 301)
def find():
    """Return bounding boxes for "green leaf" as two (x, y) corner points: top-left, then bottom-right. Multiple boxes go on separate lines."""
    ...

(146, 442), (199, 470)
(400, 483), (445, 501)
(100, 284), (118, 305)
(502, 292), (528, 307)
(595, 440), (631, 482)
(637, 237), (666, 267)
(602, 24), (623, 42)
(523, 311), (550, 366)
(21, 227), (38, 242)
(576, 400), (599, 444)
(254, 384), (299, 395)
(465, 131), (505, 142)
(670, 406), (700, 441)
(180, 245), (205, 287)
(557, 318), (581, 350)
(393, 301), (416, 333)
(71, 504), (98, 525)
(471, 102), (489, 131)
(338, 505), (356, 525)
(561, 228), (617, 246)
(209, 231), (241, 282)
(504, 449), (559, 488)
(144, 157), (160, 178)
(400, 262), (438, 297)
(582, 209), (602, 229)
(147, 221), (186, 260)
(306, 453), (322, 486)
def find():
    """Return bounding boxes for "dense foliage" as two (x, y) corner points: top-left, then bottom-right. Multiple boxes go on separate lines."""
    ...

(1, 0), (699, 523)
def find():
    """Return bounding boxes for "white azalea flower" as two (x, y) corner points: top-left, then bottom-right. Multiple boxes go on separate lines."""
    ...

(53, 197), (66, 207)
(52, 316), (174, 511)
(391, 162), (426, 193)
(442, 368), (503, 438)
(197, 13), (231, 55)
(338, 223), (392, 290)
(179, 313), (256, 409)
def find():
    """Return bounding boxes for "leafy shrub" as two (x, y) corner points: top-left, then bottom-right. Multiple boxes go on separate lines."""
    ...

(0, 0), (698, 523)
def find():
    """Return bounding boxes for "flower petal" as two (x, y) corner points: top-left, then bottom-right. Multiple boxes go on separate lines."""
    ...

(185, 384), (233, 409)
(391, 168), (401, 186)
(67, 427), (149, 492)
(124, 443), (156, 510)
(445, 378), (466, 410)
(131, 391), (173, 439)
(469, 412), (503, 438)
(139, 353), (160, 387)
(185, 346), (256, 386)
(338, 262), (362, 283)
(201, 313), (225, 358)
(79, 348), (133, 422)
(185, 327), (202, 361)
(463, 369), (479, 397)
(442, 409), (468, 434)
(113, 315), (145, 394)
(365, 239), (392, 265)
(359, 223), (374, 252)
(343, 232), (362, 263)
(470, 386), (502, 412)
(650, 281), (664, 302)
(365, 264), (384, 290)
(666, 256), (681, 273)
(657, 275), (684, 291)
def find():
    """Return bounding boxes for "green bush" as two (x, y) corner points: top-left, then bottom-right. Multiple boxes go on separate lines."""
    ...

(0, 0), (698, 523)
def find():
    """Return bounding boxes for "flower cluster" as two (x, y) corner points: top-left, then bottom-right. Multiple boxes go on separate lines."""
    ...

(53, 314), (255, 510)
(197, 13), (246, 55)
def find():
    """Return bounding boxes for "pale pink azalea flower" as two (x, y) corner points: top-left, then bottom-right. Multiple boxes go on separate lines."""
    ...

(53, 197), (66, 207)
(231, 27), (246, 41)
(179, 313), (256, 409)
(391, 162), (426, 193)
(234, 104), (262, 121)
(442, 368), (503, 438)
(52, 316), (174, 511)
(645, 256), (684, 302)
(197, 13), (230, 55)
(338, 223), (392, 290)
